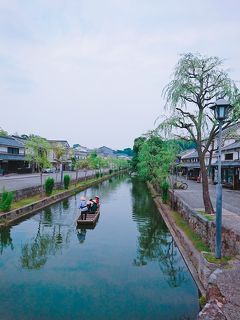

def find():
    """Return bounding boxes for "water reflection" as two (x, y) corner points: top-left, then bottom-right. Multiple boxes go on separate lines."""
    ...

(0, 227), (13, 254)
(76, 228), (87, 244)
(19, 205), (72, 270)
(132, 178), (186, 287)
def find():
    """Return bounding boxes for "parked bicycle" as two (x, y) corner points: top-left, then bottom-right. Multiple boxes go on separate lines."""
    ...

(173, 180), (188, 190)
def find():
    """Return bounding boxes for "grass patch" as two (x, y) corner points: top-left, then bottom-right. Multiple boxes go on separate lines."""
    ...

(197, 210), (215, 221)
(203, 252), (231, 264)
(11, 195), (42, 209)
(199, 296), (207, 308)
(171, 211), (210, 253)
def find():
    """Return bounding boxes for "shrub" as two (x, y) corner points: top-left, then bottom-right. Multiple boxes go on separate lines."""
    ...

(109, 169), (113, 174)
(96, 172), (100, 179)
(161, 180), (169, 203)
(0, 189), (14, 212)
(64, 175), (70, 189)
(100, 172), (103, 177)
(45, 177), (55, 196)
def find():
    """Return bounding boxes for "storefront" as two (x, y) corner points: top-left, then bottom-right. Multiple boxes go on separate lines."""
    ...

(212, 161), (240, 189)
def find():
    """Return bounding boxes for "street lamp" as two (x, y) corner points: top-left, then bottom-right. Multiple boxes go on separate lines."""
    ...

(210, 98), (233, 258)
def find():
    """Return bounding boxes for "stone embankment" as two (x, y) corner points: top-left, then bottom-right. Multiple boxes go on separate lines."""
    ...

(148, 182), (240, 320)
(0, 171), (126, 227)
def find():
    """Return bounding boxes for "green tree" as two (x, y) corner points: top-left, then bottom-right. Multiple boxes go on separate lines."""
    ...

(52, 143), (66, 187)
(74, 158), (90, 183)
(132, 137), (146, 171)
(26, 135), (50, 192)
(0, 127), (8, 136)
(159, 53), (240, 214)
(137, 134), (177, 201)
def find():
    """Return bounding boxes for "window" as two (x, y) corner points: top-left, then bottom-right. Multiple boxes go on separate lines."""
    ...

(225, 153), (233, 161)
(8, 147), (19, 154)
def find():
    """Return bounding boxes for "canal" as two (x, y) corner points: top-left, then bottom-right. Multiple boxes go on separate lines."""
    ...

(0, 175), (199, 320)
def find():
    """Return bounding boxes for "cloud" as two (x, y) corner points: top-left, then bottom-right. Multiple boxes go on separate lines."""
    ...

(1, 0), (240, 148)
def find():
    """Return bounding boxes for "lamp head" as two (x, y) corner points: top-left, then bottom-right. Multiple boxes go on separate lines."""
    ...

(210, 98), (232, 121)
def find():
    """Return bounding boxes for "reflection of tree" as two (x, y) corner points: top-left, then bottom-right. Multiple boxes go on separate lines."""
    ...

(62, 199), (69, 210)
(0, 227), (13, 254)
(88, 175), (127, 200)
(132, 179), (186, 288)
(43, 207), (52, 225)
(20, 219), (71, 270)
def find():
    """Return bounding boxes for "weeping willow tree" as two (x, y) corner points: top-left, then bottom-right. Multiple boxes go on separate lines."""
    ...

(158, 53), (240, 214)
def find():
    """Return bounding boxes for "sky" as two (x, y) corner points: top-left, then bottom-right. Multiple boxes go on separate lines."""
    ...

(1, 0), (240, 149)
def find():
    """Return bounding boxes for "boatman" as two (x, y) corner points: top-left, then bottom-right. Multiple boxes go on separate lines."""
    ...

(79, 196), (88, 220)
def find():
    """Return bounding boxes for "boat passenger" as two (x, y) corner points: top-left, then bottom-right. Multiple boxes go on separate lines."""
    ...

(90, 200), (98, 212)
(79, 196), (88, 220)
(95, 196), (100, 206)
(87, 199), (94, 211)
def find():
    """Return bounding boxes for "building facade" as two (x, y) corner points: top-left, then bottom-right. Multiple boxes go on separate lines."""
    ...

(0, 136), (26, 174)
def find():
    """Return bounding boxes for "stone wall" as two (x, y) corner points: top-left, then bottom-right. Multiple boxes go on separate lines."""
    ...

(169, 190), (240, 256)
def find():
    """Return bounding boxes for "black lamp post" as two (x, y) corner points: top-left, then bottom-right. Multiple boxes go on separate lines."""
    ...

(210, 98), (232, 259)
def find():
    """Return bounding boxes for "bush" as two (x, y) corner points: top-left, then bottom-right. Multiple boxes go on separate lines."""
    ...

(161, 180), (169, 203)
(96, 172), (100, 179)
(0, 189), (14, 212)
(45, 177), (55, 196)
(109, 169), (113, 174)
(100, 172), (103, 177)
(64, 175), (70, 189)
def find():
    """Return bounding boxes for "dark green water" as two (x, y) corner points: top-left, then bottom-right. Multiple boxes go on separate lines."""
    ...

(0, 176), (199, 320)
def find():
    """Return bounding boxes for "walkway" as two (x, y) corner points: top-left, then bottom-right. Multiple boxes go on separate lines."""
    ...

(174, 178), (240, 234)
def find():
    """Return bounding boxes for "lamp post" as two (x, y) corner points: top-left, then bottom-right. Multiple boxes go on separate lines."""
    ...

(210, 98), (232, 258)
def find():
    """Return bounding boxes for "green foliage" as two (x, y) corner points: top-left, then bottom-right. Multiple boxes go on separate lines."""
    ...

(0, 127), (8, 136)
(63, 175), (70, 189)
(44, 177), (55, 196)
(137, 134), (178, 186)
(132, 137), (146, 171)
(109, 169), (113, 174)
(96, 172), (100, 178)
(161, 180), (169, 203)
(0, 189), (14, 212)
(25, 135), (50, 172)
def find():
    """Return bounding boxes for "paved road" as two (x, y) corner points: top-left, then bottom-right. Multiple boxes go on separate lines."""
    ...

(0, 169), (104, 191)
(174, 177), (240, 215)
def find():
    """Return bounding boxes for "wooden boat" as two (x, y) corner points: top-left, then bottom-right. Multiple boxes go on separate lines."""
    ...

(76, 209), (100, 226)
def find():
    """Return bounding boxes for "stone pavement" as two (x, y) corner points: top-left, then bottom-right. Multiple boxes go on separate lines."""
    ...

(198, 259), (240, 320)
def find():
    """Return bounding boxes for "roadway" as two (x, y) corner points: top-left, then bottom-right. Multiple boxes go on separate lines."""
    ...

(0, 170), (100, 191)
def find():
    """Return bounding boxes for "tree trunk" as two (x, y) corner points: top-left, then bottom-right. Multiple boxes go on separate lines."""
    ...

(75, 170), (78, 186)
(40, 171), (43, 197)
(199, 154), (214, 214)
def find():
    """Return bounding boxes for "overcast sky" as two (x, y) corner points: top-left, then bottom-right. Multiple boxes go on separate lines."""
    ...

(1, 0), (240, 149)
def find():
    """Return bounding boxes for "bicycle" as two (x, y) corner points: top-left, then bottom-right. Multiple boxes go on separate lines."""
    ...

(173, 180), (188, 190)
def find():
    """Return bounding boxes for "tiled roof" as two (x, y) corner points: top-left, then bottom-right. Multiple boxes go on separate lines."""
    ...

(212, 161), (240, 167)
(0, 154), (25, 161)
(0, 136), (24, 148)
(181, 149), (199, 159)
(222, 141), (240, 151)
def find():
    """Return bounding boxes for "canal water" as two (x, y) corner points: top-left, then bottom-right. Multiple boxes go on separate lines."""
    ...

(0, 176), (199, 320)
